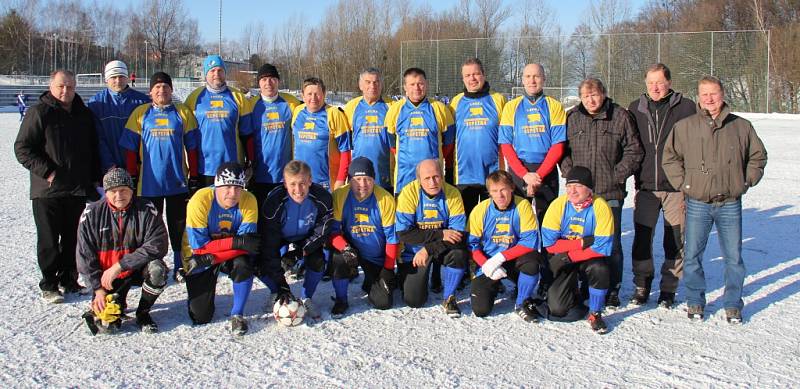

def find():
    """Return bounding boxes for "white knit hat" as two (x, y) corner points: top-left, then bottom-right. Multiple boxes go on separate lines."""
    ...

(104, 60), (129, 81)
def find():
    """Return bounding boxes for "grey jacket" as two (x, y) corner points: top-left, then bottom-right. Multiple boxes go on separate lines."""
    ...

(662, 104), (767, 203)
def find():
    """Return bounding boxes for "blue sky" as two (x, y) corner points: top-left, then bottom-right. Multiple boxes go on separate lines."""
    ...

(121, 0), (648, 43)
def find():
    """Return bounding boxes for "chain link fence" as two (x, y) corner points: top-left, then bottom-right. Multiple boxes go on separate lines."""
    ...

(400, 30), (770, 112)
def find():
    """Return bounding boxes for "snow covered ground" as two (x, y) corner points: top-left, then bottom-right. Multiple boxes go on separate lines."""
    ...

(0, 112), (798, 388)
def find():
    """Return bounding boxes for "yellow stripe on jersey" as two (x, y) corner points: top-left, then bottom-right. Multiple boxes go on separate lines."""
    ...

(374, 186), (396, 228)
(396, 179), (422, 215)
(542, 195), (568, 232)
(514, 196), (539, 232)
(591, 196), (614, 237)
(499, 96), (523, 128)
(182, 187), (215, 259)
(443, 183), (465, 218)
(544, 95), (566, 126)
(332, 185), (350, 222)
(468, 199), (492, 238)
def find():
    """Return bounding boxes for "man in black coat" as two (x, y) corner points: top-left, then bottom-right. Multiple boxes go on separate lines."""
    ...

(627, 63), (696, 308)
(15, 70), (101, 303)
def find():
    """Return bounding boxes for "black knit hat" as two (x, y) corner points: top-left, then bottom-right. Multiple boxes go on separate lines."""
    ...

(103, 168), (134, 191)
(348, 157), (375, 179)
(257, 63), (280, 80)
(150, 72), (173, 90)
(566, 166), (594, 190)
(214, 162), (246, 188)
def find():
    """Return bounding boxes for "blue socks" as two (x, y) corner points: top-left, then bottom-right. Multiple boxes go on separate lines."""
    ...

(589, 287), (607, 313)
(516, 273), (540, 306)
(332, 278), (349, 302)
(302, 270), (324, 299)
(230, 277), (254, 316)
(173, 251), (182, 271)
(442, 266), (465, 298)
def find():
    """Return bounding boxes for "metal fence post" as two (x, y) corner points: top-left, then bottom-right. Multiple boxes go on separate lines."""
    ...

(766, 29), (770, 112)
(710, 31), (714, 76)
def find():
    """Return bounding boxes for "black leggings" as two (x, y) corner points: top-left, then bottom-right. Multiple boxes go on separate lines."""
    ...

(143, 193), (188, 259)
(548, 257), (609, 317)
(399, 248), (468, 308)
(185, 255), (254, 324)
(469, 252), (541, 317)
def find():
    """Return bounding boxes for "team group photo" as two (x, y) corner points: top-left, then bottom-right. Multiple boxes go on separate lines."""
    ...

(1, 0), (798, 387)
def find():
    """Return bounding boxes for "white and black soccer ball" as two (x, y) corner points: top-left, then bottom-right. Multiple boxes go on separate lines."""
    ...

(273, 299), (306, 326)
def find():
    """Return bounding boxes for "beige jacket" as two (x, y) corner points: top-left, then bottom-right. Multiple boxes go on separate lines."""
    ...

(662, 103), (767, 203)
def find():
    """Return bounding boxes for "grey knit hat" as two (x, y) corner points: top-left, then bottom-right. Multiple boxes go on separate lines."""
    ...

(103, 168), (134, 191)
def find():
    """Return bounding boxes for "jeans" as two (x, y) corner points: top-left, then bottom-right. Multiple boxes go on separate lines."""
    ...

(683, 198), (744, 310)
(606, 199), (624, 292)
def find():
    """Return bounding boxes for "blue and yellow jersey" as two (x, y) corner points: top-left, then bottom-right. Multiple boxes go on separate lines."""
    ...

(182, 187), (258, 259)
(385, 97), (455, 195)
(499, 95), (566, 164)
(468, 195), (540, 257)
(395, 180), (466, 260)
(343, 96), (395, 190)
(450, 92), (506, 185)
(332, 185), (397, 266)
(291, 104), (351, 190)
(184, 87), (253, 176)
(121, 103), (199, 197)
(541, 195), (614, 256)
(248, 92), (301, 184)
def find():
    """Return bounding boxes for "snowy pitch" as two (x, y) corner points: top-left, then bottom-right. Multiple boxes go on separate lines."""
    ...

(0, 112), (798, 387)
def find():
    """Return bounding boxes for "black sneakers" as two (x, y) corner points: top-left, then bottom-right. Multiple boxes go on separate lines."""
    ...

(657, 292), (675, 309)
(588, 311), (608, 334)
(605, 289), (621, 308)
(230, 315), (248, 336)
(136, 311), (158, 333)
(331, 299), (349, 319)
(442, 295), (461, 318)
(629, 287), (649, 306)
(41, 289), (64, 304)
(514, 298), (540, 323)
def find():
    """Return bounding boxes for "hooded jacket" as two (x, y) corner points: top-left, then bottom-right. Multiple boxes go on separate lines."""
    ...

(662, 103), (767, 203)
(15, 91), (101, 199)
(628, 91), (696, 191)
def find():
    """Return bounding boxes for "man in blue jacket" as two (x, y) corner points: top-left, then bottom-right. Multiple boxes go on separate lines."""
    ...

(87, 60), (151, 172)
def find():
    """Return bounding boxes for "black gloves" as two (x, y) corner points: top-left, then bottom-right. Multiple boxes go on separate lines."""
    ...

(275, 286), (296, 305)
(341, 246), (359, 267)
(549, 252), (572, 275)
(581, 235), (594, 249)
(185, 253), (214, 274)
(232, 233), (261, 254)
(281, 244), (302, 271)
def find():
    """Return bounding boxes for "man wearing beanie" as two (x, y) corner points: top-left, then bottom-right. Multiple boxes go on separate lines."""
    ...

(120, 71), (200, 281)
(540, 166), (613, 333)
(77, 168), (169, 333)
(245, 63), (301, 206)
(185, 54), (254, 188)
(88, 60), (151, 172)
(15, 69), (101, 303)
(343, 68), (395, 193)
(291, 76), (352, 191)
(329, 157), (399, 316)
(182, 162), (260, 335)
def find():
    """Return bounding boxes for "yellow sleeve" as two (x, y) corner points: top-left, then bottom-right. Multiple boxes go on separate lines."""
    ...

(450, 93), (463, 112)
(432, 100), (455, 135)
(124, 104), (148, 135)
(542, 195), (568, 232)
(545, 96), (566, 126)
(332, 186), (349, 222)
(514, 196), (539, 232)
(375, 186), (397, 227)
(500, 97), (522, 127)
(175, 103), (199, 133)
(444, 183), (465, 217)
(396, 180), (420, 215)
(291, 104), (305, 128)
(232, 90), (253, 117)
(343, 97), (361, 125)
(182, 188), (214, 259)
(469, 199), (490, 239)
(184, 87), (204, 111)
(384, 99), (402, 136)
(491, 92), (507, 114)
(591, 196), (614, 238)
(240, 191), (259, 224)
(328, 106), (351, 138)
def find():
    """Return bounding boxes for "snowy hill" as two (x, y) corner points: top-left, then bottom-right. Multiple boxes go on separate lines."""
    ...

(0, 112), (798, 387)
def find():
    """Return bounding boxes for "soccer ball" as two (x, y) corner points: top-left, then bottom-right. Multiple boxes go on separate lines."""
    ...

(273, 299), (306, 326)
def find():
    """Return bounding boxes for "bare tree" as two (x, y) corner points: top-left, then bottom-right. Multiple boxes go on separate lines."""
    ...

(473, 0), (512, 38)
(589, 0), (632, 33)
(139, 0), (198, 71)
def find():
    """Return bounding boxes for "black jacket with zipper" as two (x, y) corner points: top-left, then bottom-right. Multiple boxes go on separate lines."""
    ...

(14, 91), (101, 199)
(628, 91), (696, 192)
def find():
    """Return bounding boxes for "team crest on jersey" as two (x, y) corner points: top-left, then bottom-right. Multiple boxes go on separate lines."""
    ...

(355, 213), (370, 223)
(527, 113), (541, 122)
(155, 118), (169, 126)
(410, 117), (424, 126)
(210, 100), (224, 108)
(495, 223), (510, 233)
(303, 120), (315, 129)
(266, 112), (280, 120)
(365, 115), (379, 123)
(469, 107), (484, 116)
(423, 209), (439, 219)
(568, 223), (584, 239)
